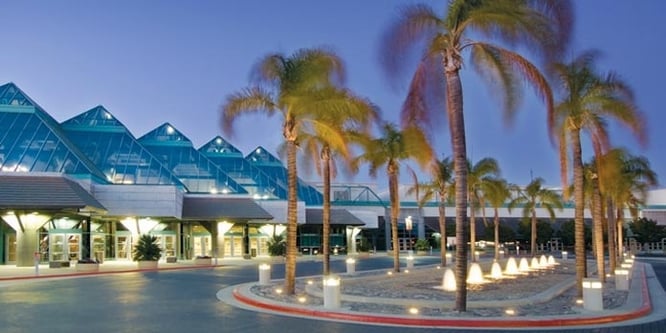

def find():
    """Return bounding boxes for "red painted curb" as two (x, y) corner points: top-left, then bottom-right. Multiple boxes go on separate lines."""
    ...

(0, 264), (219, 282)
(232, 265), (652, 328)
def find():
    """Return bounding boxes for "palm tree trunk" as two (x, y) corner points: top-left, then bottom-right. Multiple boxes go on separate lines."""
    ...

(439, 192), (447, 267)
(388, 164), (400, 273)
(494, 208), (500, 261)
(606, 198), (617, 273)
(572, 132), (586, 298)
(592, 179), (605, 282)
(444, 62), (468, 312)
(285, 138), (298, 295)
(470, 209), (476, 262)
(322, 146), (331, 276)
(531, 209), (537, 256)
(617, 208), (625, 256)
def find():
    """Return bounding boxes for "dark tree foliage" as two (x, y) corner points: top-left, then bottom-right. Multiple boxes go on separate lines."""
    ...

(629, 218), (666, 244)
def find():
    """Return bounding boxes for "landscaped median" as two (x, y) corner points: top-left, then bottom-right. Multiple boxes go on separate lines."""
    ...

(226, 262), (653, 328)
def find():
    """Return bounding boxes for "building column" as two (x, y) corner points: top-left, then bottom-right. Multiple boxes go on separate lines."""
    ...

(2, 213), (51, 267)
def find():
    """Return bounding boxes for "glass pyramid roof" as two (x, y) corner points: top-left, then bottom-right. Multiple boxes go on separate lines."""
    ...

(0, 83), (108, 182)
(245, 146), (323, 205)
(138, 124), (247, 194)
(199, 136), (286, 200)
(61, 106), (184, 187)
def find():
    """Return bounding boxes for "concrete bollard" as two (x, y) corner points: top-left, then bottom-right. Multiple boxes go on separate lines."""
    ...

(258, 264), (271, 285)
(323, 276), (341, 309)
(614, 269), (629, 291)
(346, 258), (356, 274)
(406, 256), (414, 269)
(582, 278), (603, 311)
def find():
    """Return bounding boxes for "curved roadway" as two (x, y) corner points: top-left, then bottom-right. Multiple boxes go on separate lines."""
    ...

(0, 256), (664, 332)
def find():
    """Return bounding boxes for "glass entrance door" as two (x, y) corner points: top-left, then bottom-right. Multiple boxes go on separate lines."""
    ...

(116, 234), (132, 260)
(49, 233), (81, 261)
(193, 235), (211, 257)
(5, 233), (16, 263)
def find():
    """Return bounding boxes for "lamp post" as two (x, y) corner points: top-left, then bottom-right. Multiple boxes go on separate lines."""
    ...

(405, 216), (413, 251)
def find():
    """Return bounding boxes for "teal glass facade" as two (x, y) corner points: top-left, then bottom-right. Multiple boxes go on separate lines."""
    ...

(61, 106), (184, 187)
(199, 136), (286, 199)
(0, 83), (108, 181)
(245, 146), (323, 205)
(138, 123), (246, 194)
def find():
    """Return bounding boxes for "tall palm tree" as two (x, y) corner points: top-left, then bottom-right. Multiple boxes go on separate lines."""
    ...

(297, 87), (379, 276)
(406, 157), (455, 266)
(552, 50), (646, 297)
(381, 0), (572, 312)
(467, 158), (500, 262)
(354, 122), (433, 273)
(221, 47), (348, 295)
(508, 177), (563, 257)
(481, 177), (512, 261)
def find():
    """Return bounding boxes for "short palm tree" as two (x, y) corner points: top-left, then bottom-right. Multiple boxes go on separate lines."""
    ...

(221, 47), (347, 295)
(552, 50), (646, 297)
(481, 177), (512, 261)
(600, 148), (657, 270)
(354, 122), (433, 273)
(467, 158), (500, 262)
(297, 87), (379, 276)
(508, 177), (563, 257)
(406, 157), (455, 267)
(381, 0), (572, 312)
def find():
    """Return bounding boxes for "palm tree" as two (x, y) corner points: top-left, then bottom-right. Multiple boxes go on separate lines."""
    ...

(481, 177), (512, 261)
(583, 160), (606, 282)
(406, 157), (455, 266)
(381, 0), (572, 312)
(354, 122), (433, 273)
(508, 177), (563, 257)
(221, 47), (348, 295)
(297, 87), (379, 276)
(552, 50), (646, 297)
(600, 148), (657, 270)
(467, 158), (500, 262)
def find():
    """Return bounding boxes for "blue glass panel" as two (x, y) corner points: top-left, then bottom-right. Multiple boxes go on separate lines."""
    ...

(138, 124), (246, 194)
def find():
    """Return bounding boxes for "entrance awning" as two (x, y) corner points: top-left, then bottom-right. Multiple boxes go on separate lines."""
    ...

(0, 173), (106, 214)
(182, 196), (273, 220)
(305, 208), (366, 226)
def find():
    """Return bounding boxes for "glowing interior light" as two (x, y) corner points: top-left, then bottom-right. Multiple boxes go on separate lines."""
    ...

(256, 148), (262, 153)
(216, 138), (222, 144)
(166, 126), (174, 134)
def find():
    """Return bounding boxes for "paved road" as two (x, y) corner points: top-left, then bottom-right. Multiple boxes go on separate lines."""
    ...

(0, 256), (664, 333)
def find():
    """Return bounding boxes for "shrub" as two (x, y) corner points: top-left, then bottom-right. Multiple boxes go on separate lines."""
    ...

(133, 234), (162, 261)
(415, 239), (430, 251)
(267, 234), (286, 257)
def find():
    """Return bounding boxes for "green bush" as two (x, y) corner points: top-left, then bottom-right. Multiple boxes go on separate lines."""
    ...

(415, 239), (430, 251)
(133, 234), (162, 261)
(267, 234), (286, 257)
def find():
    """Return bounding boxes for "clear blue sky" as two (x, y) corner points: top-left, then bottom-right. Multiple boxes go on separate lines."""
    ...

(1, 1), (663, 189)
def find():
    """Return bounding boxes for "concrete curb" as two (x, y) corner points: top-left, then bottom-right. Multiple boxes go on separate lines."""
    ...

(230, 264), (652, 328)
(0, 264), (219, 282)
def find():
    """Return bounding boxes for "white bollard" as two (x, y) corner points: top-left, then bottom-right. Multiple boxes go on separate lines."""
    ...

(582, 278), (603, 311)
(499, 250), (505, 259)
(323, 276), (341, 309)
(258, 264), (271, 285)
(621, 262), (633, 280)
(346, 258), (356, 274)
(615, 269), (629, 291)
(562, 251), (568, 260)
(406, 256), (414, 269)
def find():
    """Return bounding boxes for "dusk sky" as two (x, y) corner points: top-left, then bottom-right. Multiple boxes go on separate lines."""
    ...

(1, 1), (663, 190)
